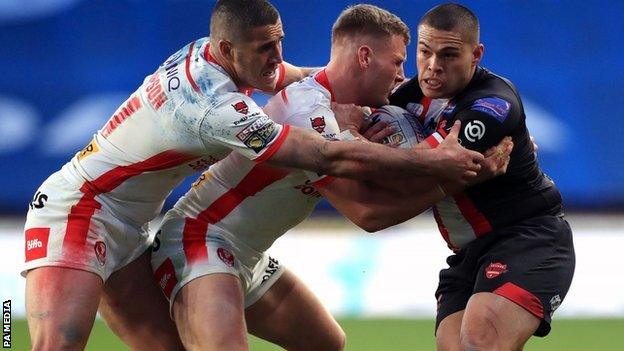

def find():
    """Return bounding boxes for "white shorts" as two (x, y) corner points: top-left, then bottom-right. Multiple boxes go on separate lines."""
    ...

(151, 209), (285, 313)
(22, 170), (152, 281)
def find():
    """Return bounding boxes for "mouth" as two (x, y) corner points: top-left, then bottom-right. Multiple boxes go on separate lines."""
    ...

(262, 67), (277, 80)
(422, 77), (443, 90)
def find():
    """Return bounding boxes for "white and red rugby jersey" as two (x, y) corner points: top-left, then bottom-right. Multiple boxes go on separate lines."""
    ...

(60, 37), (289, 224)
(172, 69), (340, 255)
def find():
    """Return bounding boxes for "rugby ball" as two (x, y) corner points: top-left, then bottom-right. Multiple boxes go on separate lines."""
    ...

(369, 105), (425, 148)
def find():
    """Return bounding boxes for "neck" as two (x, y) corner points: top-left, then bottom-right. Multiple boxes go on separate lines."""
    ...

(325, 59), (362, 105)
(208, 42), (246, 89)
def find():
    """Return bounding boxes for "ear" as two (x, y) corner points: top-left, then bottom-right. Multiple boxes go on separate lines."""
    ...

(472, 43), (484, 67)
(357, 45), (373, 69)
(218, 39), (234, 61)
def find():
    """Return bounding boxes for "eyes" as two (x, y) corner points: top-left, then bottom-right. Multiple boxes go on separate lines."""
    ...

(418, 48), (459, 60)
(258, 38), (283, 53)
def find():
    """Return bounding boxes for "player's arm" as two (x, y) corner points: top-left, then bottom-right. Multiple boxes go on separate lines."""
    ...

(319, 177), (448, 232)
(265, 121), (484, 183)
(317, 137), (512, 232)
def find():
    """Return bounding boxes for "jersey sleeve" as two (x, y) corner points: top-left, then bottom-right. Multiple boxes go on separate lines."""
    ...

(199, 92), (289, 161)
(425, 96), (519, 153)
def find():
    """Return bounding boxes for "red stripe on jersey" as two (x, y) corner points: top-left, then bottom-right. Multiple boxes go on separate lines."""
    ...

(494, 282), (544, 319)
(186, 41), (201, 93)
(314, 69), (335, 101)
(281, 89), (289, 104)
(275, 63), (286, 91)
(437, 125), (449, 138)
(452, 192), (492, 236)
(254, 124), (291, 163)
(419, 97), (432, 123)
(25, 228), (50, 262)
(425, 134), (441, 148)
(63, 151), (198, 258)
(432, 206), (458, 251)
(183, 164), (289, 264)
(204, 43), (218, 65)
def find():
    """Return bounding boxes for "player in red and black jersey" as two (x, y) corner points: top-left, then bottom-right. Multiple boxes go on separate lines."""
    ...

(390, 3), (574, 350)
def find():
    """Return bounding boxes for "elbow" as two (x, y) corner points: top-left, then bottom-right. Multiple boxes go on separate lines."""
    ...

(350, 208), (390, 233)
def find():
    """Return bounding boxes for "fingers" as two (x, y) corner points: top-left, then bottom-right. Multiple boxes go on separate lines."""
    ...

(446, 120), (461, 141)
(363, 122), (395, 143)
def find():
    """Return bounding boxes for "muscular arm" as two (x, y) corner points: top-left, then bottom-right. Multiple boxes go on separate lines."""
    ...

(265, 123), (483, 182)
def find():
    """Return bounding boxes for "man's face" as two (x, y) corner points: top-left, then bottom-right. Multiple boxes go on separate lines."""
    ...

(361, 34), (407, 106)
(416, 24), (482, 99)
(230, 20), (284, 91)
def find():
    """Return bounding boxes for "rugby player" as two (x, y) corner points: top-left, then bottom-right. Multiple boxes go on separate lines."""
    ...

(22, 0), (484, 350)
(390, 4), (575, 350)
(151, 4), (509, 351)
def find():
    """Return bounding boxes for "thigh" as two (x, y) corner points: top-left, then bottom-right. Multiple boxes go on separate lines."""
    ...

(173, 273), (248, 351)
(245, 269), (345, 351)
(436, 310), (464, 351)
(474, 215), (575, 337)
(26, 266), (103, 350)
(99, 250), (184, 351)
(462, 292), (539, 349)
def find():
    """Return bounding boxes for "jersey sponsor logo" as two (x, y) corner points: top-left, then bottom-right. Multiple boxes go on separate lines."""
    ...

(154, 258), (178, 299)
(217, 247), (235, 267)
(232, 100), (249, 115)
(471, 97), (511, 122)
(310, 116), (326, 133)
(485, 262), (508, 279)
(76, 138), (99, 161)
(463, 120), (486, 142)
(294, 180), (321, 198)
(24, 227), (50, 262)
(261, 256), (280, 283)
(29, 191), (48, 210)
(146, 73), (168, 110)
(94, 241), (106, 266)
(236, 116), (277, 153)
(101, 95), (142, 137)
(163, 51), (183, 92)
(188, 157), (218, 171)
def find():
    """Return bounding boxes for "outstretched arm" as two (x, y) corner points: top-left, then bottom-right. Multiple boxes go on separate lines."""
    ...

(265, 121), (484, 183)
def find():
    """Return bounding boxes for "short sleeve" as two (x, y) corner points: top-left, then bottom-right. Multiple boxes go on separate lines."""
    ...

(199, 92), (289, 161)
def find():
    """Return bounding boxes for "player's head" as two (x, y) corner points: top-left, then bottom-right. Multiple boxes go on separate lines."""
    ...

(416, 3), (484, 99)
(331, 4), (410, 106)
(209, 0), (284, 91)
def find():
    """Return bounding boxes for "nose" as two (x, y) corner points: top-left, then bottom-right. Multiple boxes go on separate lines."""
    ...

(428, 55), (443, 73)
(396, 64), (405, 83)
(269, 42), (283, 64)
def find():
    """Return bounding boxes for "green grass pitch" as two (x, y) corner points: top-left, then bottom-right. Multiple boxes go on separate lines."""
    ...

(9, 318), (624, 350)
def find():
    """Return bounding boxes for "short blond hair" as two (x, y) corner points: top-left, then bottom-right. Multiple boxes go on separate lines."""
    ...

(332, 4), (410, 45)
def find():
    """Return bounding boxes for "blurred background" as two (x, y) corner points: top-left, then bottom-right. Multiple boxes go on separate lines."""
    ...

(1, 0), (623, 350)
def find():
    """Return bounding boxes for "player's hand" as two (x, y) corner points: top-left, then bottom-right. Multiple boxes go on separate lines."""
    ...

(432, 121), (484, 184)
(331, 102), (366, 133)
(471, 136), (513, 185)
(361, 118), (396, 144)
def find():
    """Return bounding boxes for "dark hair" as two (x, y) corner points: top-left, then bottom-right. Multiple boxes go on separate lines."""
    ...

(210, 0), (280, 42)
(419, 3), (479, 43)
(332, 4), (410, 45)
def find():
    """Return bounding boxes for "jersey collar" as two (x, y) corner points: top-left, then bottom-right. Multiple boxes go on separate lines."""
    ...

(314, 69), (335, 102)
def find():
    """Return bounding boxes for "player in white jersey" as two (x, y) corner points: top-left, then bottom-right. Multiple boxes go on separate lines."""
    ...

(23, 1), (487, 349)
(150, 5), (510, 351)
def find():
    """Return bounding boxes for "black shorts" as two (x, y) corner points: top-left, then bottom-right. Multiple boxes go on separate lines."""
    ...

(434, 214), (575, 337)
